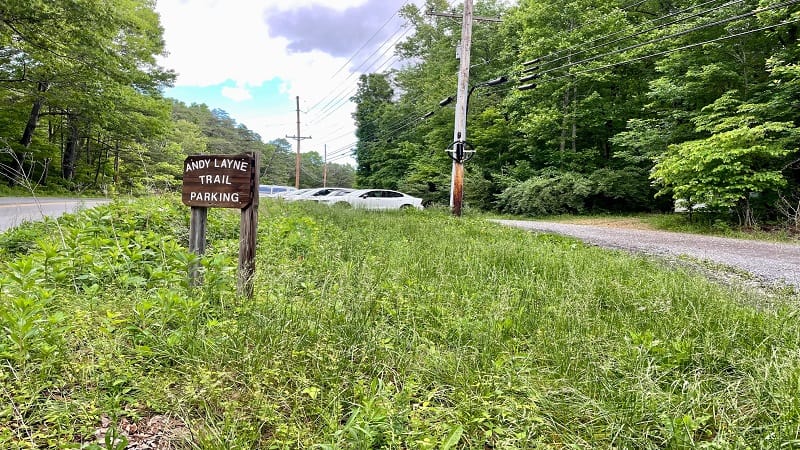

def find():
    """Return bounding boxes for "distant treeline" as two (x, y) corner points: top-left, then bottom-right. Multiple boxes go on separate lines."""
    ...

(0, 0), (353, 195)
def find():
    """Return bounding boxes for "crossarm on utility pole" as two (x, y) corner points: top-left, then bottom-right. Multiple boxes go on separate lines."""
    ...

(426, 9), (502, 22)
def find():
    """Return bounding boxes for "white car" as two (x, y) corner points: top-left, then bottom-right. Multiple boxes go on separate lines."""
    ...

(324, 189), (423, 210)
(279, 188), (313, 200)
(258, 185), (296, 197)
(314, 188), (353, 203)
(288, 187), (353, 201)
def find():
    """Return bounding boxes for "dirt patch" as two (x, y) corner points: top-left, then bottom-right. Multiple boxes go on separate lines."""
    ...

(553, 217), (657, 230)
(89, 414), (191, 449)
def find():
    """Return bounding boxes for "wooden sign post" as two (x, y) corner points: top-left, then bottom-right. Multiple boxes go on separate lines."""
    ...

(182, 152), (259, 298)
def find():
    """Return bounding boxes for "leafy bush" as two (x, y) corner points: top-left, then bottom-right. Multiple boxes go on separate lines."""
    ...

(496, 169), (594, 215)
(587, 167), (662, 211)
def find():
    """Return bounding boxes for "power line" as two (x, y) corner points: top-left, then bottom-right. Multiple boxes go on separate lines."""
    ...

(307, 55), (406, 142)
(324, 103), (440, 161)
(307, 0), (465, 161)
(520, 0), (655, 67)
(308, 1), (413, 113)
(309, 23), (411, 117)
(511, 0), (799, 82)
(311, 28), (410, 122)
(327, 2), (408, 81)
(336, 2), (799, 168)
(538, 0), (741, 70)
(493, 13), (799, 99)
(355, 4), (798, 146)
(547, 17), (800, 83)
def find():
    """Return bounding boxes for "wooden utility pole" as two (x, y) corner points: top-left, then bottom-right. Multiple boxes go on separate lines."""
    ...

(286, 96), (311, 189)
(429, 2), (502, 216)
(323, 144), (328, 187)
(450, 0), (473, 217)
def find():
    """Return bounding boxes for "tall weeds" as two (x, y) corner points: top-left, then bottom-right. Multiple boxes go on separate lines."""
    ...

(1, 198), (798, 448)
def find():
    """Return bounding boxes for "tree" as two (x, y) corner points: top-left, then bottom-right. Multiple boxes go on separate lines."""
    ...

(325, 163), (355, 188)
(0, 0), (175, 189)
(351, 73), (394, 186)
(261, 138), (295, 185)
(652, 121), (797, 226)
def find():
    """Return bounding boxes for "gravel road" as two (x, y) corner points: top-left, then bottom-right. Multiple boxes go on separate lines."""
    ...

(493, 219), (800, 289)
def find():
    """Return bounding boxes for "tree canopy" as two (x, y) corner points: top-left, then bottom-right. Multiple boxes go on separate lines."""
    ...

(350, 0), (799, 226)
(0, 0), (354, 194)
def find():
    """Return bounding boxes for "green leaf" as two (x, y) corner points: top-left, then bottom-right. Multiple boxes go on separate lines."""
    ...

(440, 425), (463, 450)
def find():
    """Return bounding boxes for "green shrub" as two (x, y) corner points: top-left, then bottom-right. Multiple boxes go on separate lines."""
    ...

(496, 169), (593, 215)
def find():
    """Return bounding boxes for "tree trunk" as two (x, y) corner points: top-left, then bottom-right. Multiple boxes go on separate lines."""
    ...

(560, 86), (570, 153)
(62, 115), (80, 180)
(571, 83), (577, 153)
(114, 141), (120, 185)
(93, 136), (106, 185)
(42, 158), (50, 186)
(741, 197), (756, 229)
(9, 81), (51, 186)
(20, 81), (50, 148)
(604, 120), (613, 159)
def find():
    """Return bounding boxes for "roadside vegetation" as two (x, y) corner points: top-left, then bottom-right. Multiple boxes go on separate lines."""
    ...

(2, 197), (800, 448)
(4, 0), (799, 233)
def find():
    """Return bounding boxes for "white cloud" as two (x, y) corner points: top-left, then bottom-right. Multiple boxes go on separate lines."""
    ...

(155, 0), (421, 166)
(221, 86), (253, 102)
(156, 0), (377, 91)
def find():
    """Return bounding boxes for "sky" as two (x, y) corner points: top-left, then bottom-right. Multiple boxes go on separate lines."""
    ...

(155, 0), (428, 167)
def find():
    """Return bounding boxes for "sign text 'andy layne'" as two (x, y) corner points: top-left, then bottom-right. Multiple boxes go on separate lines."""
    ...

(182, 154), (255, 208)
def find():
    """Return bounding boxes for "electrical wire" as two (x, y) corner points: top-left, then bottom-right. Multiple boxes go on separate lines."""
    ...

(311, 98), (437, 164)
(324, 104), (441, 160)
(308, 1), (413, 113)
(537, 0), (719, 64)
(308, 0), (465, 133)
(311, 29), (410, 123)
(539, 0), (743, 69)
(308, 23), (411, 119)
(327, 2), (409, 81)
(530, 0), (798, 78)
(336, 2), (799, 166)
(546, 16), (800, 82)
(308, 0), (472, 159)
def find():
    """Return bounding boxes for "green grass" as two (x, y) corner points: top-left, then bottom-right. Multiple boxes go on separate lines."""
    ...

(1, 197), (800, 448)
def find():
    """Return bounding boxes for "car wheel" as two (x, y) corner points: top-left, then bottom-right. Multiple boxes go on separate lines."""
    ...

(400, 204), (414, 210)
(334, 201), (351, 208)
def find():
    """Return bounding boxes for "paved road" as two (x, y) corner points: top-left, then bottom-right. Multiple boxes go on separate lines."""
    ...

(0, 197), (110, 232)
(494, 219), (800, 289)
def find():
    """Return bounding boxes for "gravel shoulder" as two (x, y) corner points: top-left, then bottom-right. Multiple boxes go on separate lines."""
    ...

(493, 219), (800, 290)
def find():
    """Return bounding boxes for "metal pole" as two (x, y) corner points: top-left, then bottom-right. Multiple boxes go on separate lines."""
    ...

(450, 0), (473, 217)
(323, 144), (328, 188)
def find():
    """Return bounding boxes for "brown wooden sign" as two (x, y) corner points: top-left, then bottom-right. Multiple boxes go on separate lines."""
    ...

(182, 154), (256, 208)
